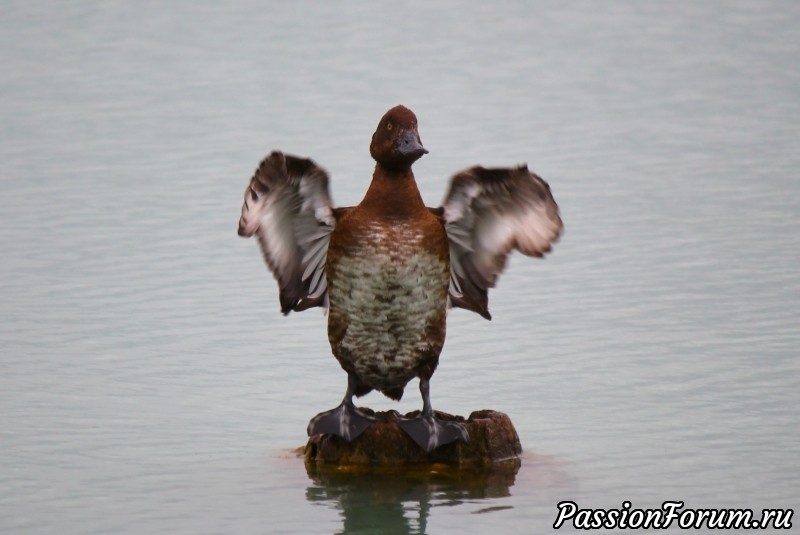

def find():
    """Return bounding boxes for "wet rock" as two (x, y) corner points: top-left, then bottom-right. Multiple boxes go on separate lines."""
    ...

(304, 409), (522, 465)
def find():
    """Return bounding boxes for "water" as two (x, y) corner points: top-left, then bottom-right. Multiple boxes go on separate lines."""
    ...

(1, 1), (798, 533)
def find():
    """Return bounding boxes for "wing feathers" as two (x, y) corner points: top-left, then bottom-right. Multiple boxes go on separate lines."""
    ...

(439, 165), (562, 319)
(238, 151), (337, 314)
(241, 152), (561, 319)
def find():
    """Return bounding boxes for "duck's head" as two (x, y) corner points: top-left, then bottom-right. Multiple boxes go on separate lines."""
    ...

(370, 105), (428, 169)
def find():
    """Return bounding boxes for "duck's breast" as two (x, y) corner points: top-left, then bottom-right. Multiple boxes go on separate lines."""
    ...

(327, 217), (449, 390)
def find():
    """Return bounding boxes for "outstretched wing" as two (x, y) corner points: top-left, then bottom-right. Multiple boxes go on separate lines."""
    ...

(238, 151), (339, 314)
(437, 165), (562, 320)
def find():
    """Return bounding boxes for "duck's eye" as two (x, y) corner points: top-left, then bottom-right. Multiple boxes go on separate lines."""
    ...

(386, 122), (393, 131)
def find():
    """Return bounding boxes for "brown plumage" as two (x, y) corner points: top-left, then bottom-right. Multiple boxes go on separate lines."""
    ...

(238, 104), (562, 451)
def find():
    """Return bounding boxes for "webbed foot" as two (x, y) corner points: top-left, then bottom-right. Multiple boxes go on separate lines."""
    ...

(307, 402), (375, 442)
(397, 378), (469, 452)
(397, 412), (469, 452)
(307, 372), (375, 441)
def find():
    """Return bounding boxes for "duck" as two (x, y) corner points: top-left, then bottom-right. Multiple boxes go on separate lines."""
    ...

(238, 105), (562, 452)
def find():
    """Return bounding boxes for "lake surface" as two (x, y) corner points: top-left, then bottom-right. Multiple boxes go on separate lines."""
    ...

(1, 1), (798, 533)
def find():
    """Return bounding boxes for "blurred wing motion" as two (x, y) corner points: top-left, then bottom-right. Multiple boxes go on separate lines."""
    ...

(436, 165), (562, 320)
(238, 151), (340, 314)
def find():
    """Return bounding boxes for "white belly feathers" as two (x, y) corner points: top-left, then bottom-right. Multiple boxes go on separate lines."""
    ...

(328, 224), (447, 390)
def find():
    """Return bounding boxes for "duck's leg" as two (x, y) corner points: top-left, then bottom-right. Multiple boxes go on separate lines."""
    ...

(307, 372), (375, 441)
(397, 378), (469, 452)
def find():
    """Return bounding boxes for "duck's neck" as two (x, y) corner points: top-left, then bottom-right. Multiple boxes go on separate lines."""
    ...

(360, 164), (428, 218)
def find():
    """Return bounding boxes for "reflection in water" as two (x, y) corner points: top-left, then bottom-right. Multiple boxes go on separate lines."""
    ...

(305, 460), (520, 534)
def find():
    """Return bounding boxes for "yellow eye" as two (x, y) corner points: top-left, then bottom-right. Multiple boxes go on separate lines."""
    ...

(386, 122), (393, 131)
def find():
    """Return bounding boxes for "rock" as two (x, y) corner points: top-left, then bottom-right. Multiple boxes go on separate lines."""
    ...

(304, 409), (522, 465)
